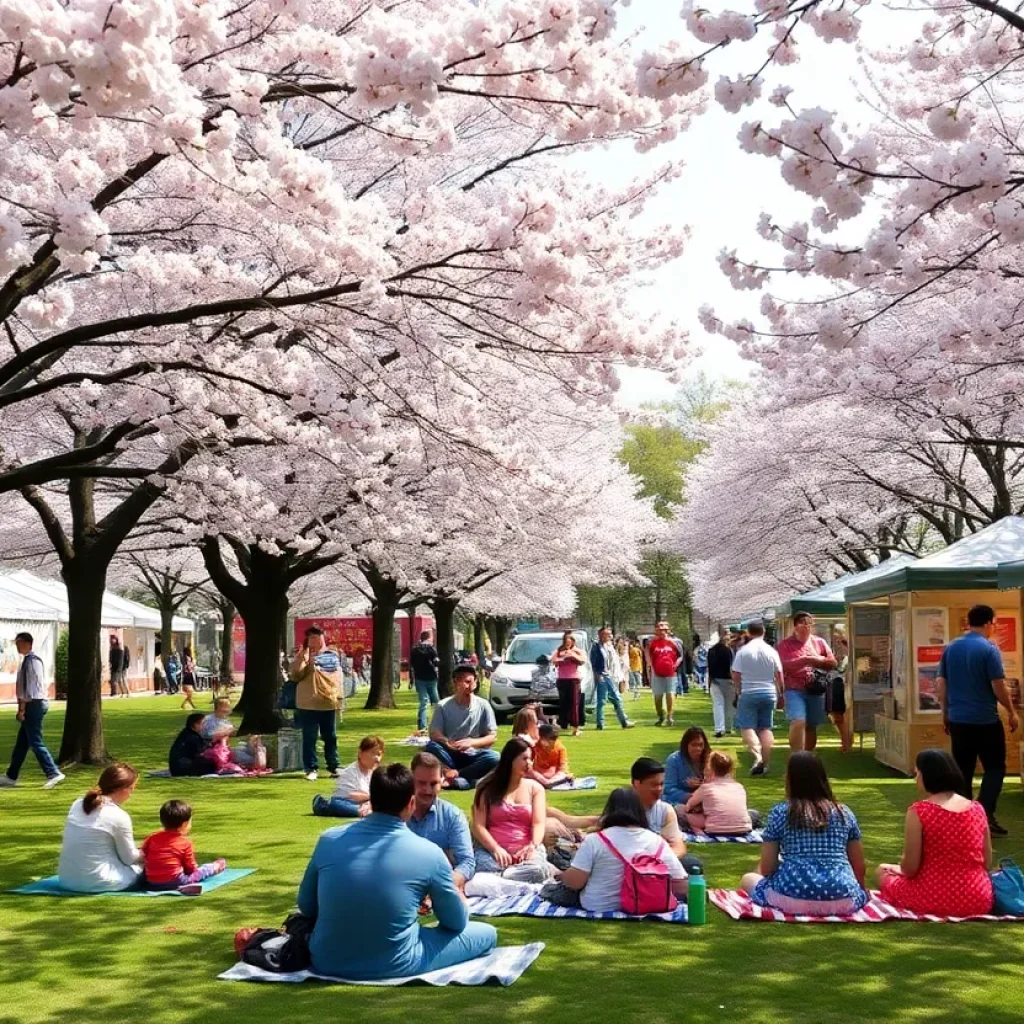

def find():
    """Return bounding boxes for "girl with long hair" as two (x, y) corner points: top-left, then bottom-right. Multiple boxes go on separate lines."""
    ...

(740, 752), (867, 916)
(664, 726), (711, 809)
(472, 738), (550, 883)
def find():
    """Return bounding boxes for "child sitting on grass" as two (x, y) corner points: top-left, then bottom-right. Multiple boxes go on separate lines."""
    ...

(681, 751), (761, 834)
(528, 723), (572, 789)
(142, 800), (227, 894)
(312, 735), (384, 817)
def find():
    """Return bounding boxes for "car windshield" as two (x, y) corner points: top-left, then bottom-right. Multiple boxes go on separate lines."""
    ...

(505, 634), (583, 665)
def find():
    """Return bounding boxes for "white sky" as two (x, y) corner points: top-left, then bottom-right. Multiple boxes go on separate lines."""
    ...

(605, 1), (869, 406)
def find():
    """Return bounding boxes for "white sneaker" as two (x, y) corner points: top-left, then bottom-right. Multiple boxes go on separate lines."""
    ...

(0, 774), (16, 788)
(305, 770), (319, 782)
(43, 772), (66, 790)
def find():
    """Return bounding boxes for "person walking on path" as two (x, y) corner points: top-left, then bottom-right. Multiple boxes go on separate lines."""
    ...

(108, 636), (125, 698)
(694, 635), (709, 692)
(777, 613), (836, 753)
(707, 631), (735, 738)
(646, 621), (682, 727)
(628, 640), (643, 699)
(552, 631), (586, 737)
(670, 631), (690, 697)
(937, 604), (1019, 836)
(731, 621), (784, 776)
(0, 632), (64, 789)
(409, 630), (441, 735)
(589, 628), (635, 731)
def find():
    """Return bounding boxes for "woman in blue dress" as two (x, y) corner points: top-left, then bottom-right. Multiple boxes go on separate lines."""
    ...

(741, 752), (867, 915)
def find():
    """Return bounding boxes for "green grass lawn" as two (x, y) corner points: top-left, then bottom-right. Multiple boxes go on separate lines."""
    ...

(2, 689), (1023, 1024)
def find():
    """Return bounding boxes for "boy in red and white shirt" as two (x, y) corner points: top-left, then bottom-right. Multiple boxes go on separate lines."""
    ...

(646, 622), (683, 727)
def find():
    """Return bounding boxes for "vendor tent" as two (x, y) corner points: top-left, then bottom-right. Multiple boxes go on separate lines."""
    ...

(777, 554), (920, 617)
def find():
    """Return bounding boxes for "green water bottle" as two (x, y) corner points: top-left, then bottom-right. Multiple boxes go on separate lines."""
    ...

(687, 865), (707, 926)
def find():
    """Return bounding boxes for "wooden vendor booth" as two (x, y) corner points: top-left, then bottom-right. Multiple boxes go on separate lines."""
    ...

(844, 517), (1024, 775)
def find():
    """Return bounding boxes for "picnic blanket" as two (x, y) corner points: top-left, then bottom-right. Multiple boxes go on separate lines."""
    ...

(550, 776), (598, 791)
(10, 868), (256, 897)
(710, 888), (1024, 923)
(146, 769), (274, 779)
(218, 942), (545, 986)
(683, 830), (763, 844)
(467, 891), (689, 924)
(397, 735), (431, 747)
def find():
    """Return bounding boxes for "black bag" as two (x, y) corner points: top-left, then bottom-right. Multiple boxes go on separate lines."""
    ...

(805, 669), (830, 696)
(241, 913), (313, 973)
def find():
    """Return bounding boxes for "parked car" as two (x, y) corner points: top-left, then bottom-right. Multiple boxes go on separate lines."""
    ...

(489, 630), (594, 723)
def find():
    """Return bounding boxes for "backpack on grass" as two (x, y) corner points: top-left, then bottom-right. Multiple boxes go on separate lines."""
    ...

(597, 832), (677, 915)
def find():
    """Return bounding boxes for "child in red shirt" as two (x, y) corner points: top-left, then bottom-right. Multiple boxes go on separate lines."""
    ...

(142, 800), (226, 893)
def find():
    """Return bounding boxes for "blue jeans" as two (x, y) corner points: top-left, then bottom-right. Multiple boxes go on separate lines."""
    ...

(414, 678), (440, 731)
(595, 676), (628, 728)
(675, 672), (689, 696)
(7, 700), (59, 781)
(414, 921), (498, 974)
(424, 741), (499, 783)
(297, 708), (339, 773)
(312, 794), (362, 818)
(784, 690), (826, 727)
(736, 692), (776, 731)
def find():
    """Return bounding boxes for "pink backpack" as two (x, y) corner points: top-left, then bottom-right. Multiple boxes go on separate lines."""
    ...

(598, 832), (677, 915)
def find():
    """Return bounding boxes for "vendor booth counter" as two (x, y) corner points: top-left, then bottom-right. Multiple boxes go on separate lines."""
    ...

(845, 518), (1024, 776)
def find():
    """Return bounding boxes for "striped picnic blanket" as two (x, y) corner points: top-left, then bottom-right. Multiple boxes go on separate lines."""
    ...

(710, 888), (1024, 923)
(684, 830), (762, 844)
(468, 892), (688, 923)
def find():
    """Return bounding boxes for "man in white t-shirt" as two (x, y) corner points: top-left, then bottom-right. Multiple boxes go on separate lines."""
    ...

(730, 620), (784, 777)
(551, 787), (688, 912)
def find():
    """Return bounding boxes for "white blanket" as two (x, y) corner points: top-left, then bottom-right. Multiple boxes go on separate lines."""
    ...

(218, 943), (545, 986)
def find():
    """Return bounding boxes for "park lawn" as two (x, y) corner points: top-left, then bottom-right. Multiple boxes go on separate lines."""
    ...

(1, 691), (1023, 1024)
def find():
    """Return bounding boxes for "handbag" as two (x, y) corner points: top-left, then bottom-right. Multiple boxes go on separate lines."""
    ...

(804, 637), (830, 696)
(991, 857), (1024, 915)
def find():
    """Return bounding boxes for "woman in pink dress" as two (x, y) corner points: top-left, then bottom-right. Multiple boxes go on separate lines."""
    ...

(878, 749), (993, 917)
(552, 632), (586, 737)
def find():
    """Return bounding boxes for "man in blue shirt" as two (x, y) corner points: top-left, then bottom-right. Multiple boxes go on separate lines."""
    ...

(297, 763), (497, 979)
(937, 604), (1019, 835)
(406, 751), (475, 894)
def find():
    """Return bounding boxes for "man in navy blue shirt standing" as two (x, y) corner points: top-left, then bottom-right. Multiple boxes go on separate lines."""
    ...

(937, 604), (1019, 836)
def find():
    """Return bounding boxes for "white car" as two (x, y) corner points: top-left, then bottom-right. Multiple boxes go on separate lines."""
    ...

(489, 630), (594, 723)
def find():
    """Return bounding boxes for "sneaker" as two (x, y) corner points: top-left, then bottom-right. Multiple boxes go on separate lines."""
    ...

(596, 725), (605, 731)
(622, 721), (636, 729)
(667, 716), (675, 727)
(305, 770), (319, 782)
(177, 884), (203, 896)
(655, 717), (664, 727)
(43, 772), (66, 790)
(714, 731), (725, 738)
(327, 768), (341, 778)
(989, 817), (1009, 837)
(750, 761), (766, 777)
(450, 777), (472, 791)
(312, 794), (328, 815)
(0, 774), (16, 788)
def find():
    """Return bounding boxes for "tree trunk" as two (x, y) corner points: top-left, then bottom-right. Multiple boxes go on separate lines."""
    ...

(494, 616), (512, 654)
(218, 597), (235, 685)
(431, 595), (459, 699)
(474, 613), (488, 663)
(59, 561), (109, 765)
(233, 595), (287, 732)
(364, 582), (400, 710)
(159, 599), (174, 681)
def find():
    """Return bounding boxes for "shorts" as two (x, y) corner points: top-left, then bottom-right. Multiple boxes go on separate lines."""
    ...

(828, 677), (847, 715)
(784, 689), (826, 727)
(735, 692), (776, 731)
(651, 674), (675, 697)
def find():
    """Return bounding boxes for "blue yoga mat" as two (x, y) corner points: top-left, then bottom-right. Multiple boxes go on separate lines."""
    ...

(9, 867), (255, 896)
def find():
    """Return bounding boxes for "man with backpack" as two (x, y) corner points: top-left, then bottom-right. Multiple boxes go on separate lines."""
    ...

(409, 630), (441, 735)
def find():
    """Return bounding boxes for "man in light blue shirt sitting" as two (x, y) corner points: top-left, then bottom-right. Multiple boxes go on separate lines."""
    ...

(406, 751), (475, 894)
(297, 763), (497, 980)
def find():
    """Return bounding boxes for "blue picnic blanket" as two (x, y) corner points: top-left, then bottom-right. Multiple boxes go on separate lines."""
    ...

(467, 891), (688, 923)
(10, 868), (255, 896)
(683, 830), (763, 844)
(550, 776), (598, 791)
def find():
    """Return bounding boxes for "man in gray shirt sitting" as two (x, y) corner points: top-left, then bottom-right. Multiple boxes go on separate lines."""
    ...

(424, 664), (499, 790)
(0, 631), (64, 789)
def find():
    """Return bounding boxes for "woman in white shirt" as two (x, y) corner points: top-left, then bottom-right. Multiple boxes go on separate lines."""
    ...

(543, 787), (689, 911)
(57, 763), (142, 893)
(311, 735), (384, 817)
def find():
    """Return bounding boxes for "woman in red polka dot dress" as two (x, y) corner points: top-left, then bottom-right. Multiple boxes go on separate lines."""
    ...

(878, 749), (993, 917)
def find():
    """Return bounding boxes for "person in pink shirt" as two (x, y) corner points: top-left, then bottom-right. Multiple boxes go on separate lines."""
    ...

(681, 752), (761, 834)
(776, 613), (837, 754)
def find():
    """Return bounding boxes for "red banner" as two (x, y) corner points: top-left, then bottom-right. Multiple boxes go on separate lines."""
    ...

(294, 617), (373, 657)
